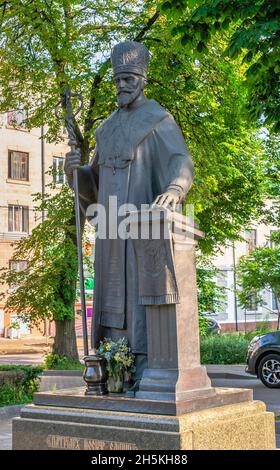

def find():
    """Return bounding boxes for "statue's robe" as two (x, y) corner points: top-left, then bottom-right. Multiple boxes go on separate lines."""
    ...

(68, 99), (194, 368)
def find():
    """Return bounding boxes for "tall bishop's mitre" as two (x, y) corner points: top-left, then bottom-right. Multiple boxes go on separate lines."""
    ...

(111, 41), (149, 78)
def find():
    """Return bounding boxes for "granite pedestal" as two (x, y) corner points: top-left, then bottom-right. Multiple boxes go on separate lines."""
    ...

(13, 388), (275, 450)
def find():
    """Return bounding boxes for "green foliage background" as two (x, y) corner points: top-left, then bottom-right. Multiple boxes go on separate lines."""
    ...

(0, 184), (78, 326)
(164, 0), (280, 132)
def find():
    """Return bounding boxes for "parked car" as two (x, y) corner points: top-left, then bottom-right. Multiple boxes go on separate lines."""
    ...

(246, 331), (280, 388)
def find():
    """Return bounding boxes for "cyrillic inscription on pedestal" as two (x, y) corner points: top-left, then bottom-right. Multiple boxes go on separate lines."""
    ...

(46, 434), (138, 450)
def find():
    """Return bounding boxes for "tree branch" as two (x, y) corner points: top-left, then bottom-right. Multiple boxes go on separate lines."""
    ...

(133, 11), (160, 42)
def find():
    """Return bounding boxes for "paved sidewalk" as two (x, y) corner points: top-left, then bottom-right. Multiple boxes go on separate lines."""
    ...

(0, 418), (13, 450)
(0, 336), (85, 356)
(0, 351), (84, 365)
(206, 364), (254, 379)
(0, 353), (45, 365)
(0, 336), (51, 355)
(0, 405), (26, 451)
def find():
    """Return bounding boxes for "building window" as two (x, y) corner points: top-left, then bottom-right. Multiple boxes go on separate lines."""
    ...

(272, 293), (280, 311)
(9, 260), (28, 272)
(8, 150), (29, 181)
(7, 109), (27, 127)
(246, 294), (259, 312)
(245, 229), (257, 255)
(9, 260), (28, 290)
(53, 157), (66, 184)
(8, 205), (29, 233)
(270, 230), (279, 248)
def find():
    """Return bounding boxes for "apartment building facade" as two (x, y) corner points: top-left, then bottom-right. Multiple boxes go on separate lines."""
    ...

(212, 219), (279, 332)
(0, 111), (68, 336)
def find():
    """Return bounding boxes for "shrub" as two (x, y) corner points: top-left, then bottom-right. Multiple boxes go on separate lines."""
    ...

(0, 365), (43, 406)
(200, 333), (250, 364)
(0, 370), (25, 387)
(0, 384), (32, 407)
(198, 313), (209, 337)
(44, 353), (83, 370)
(243, 323), (273, 341)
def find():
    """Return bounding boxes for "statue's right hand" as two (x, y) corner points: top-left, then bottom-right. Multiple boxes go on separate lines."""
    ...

(65, 140), (81, 173)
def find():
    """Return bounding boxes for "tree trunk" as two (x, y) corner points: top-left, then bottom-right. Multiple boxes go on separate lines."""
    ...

(51, 208), (81, 361)
(53, 318), (79, 361)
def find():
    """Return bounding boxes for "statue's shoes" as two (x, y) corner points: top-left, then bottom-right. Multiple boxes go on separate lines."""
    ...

(125, 379), (140, 397)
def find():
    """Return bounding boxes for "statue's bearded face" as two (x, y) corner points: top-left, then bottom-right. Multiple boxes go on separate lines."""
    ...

(114, 73), (146, 108)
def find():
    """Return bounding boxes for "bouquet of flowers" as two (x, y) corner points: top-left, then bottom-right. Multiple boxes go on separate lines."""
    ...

(97, 337), (135, 392)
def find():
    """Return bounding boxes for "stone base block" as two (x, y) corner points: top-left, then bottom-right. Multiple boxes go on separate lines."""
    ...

(13, 397), (275, 450)
(31, 386), (253, 416)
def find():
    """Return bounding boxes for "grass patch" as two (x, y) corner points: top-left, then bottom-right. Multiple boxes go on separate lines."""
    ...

(0, 365), (43, 407)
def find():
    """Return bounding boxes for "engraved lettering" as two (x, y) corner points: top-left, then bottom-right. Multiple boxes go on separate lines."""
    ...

(46, 434), (137, 450)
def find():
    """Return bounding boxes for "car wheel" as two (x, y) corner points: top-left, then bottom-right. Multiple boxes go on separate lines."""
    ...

(258, 354), (280, 388)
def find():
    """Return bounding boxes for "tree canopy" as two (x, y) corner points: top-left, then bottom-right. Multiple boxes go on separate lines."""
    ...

(0, 0), (273, 254)
(0, 183), (80, 358)
(262, 134), (280, 228)
(163, 0), (280, 132)
(197, 264), (226, 315)
(237, 241), (280, 329)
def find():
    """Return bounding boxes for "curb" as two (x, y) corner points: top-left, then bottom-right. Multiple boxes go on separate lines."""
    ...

(208, 372), (256, 380)
(0, 405), (25, 420)
(42, 370), (83, 377)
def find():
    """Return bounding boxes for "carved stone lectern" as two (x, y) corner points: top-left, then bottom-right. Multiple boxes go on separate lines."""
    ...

(129, 209), (213, 404)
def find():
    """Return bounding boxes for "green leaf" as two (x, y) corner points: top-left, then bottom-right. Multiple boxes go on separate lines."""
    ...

(197, 40), (207, 53)
(181, 34), (191, 46)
